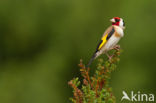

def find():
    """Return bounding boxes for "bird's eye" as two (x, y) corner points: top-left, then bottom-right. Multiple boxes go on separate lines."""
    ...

(115, 19), (120, 22)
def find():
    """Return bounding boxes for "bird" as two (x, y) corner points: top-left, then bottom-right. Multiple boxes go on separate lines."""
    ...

(87, 17), (125, 67)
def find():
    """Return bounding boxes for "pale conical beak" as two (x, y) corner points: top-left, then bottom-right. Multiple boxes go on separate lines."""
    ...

(110, 18), (115, 23)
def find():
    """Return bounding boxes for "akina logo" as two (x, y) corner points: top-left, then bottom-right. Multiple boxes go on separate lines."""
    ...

(121, 91), (154, 102)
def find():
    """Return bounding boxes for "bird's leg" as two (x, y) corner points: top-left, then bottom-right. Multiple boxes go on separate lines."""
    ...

(106, 52), (113, 62)
(106, 45), (120, 61)
(113, 45), (120, 51)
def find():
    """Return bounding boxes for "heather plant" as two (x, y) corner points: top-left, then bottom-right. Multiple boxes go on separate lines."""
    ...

(68, 47), (121, 103)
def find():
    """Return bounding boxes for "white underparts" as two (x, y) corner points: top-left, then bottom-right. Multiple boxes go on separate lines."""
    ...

(95, 26), (124, 58)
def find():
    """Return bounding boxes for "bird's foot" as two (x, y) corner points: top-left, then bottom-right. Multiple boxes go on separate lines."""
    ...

(113, 45), (120, 51)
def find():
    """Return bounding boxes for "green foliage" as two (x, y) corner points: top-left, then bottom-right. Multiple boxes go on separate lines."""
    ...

(68, 49), (121, 103)
(0, 0), (156, 103)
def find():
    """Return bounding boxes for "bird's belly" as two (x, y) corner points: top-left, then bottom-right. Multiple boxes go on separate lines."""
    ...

(103, 35), (120, 51)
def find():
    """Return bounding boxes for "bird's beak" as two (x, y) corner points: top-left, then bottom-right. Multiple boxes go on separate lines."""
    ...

(110, 18), (115, 23)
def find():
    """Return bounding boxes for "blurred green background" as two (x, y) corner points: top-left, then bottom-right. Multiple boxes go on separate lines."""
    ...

(0, 0), (156, 103)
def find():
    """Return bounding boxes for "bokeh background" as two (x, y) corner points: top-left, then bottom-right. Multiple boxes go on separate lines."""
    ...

(0, 0), (156, 103)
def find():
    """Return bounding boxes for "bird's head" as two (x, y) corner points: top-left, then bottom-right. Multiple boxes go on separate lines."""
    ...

(110, 17), (125, 29)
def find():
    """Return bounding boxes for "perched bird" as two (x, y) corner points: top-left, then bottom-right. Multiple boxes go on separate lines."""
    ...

(87, 17), (125, 67)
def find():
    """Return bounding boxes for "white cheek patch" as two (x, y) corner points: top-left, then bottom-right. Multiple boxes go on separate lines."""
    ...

(119, 19), (124, 27)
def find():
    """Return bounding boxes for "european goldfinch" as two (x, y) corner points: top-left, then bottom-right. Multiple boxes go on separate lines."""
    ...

(87, 17), (125, 67)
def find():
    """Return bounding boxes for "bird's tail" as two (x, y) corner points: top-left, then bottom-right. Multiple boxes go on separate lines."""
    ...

(86, 53), (97, 68)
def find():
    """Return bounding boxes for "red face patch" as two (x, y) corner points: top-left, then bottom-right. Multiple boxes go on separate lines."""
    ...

(112, 22), (119, 26)
(114, 17), (120, 20)
(112, 17), (120, 26)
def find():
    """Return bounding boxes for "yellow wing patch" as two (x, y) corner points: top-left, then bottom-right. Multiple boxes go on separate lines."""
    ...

(98, 34), (108, 50)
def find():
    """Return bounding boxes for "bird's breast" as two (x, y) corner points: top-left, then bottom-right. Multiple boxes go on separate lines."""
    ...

(115, 32), (121, 37)
(114, 26), (124, 37)
(103, 35), (120, 51)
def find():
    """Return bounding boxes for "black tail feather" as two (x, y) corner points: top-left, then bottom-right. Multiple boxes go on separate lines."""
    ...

(86, 53), (97, 68)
